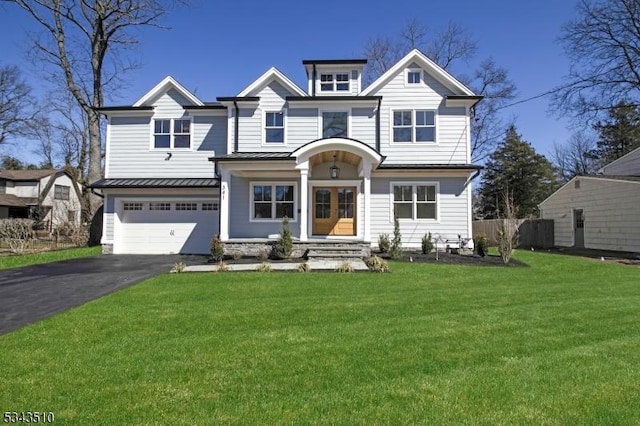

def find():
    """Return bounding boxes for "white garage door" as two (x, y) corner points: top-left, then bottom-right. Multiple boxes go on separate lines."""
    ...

(116, 199), (219, 254)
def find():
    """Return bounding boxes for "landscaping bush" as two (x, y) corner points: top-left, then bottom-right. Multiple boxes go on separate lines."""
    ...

(170, 261), (186, 273)
(377, 233), (390, 253)
(0, 218), (36, 253)
(365, 255), (390, 273)
(421, 232), (434, 254)
(498, 223), (516, 264)
(335, 261), (353, 273)
(256, 262), (272, 272)
(389, 216), (403, 260)
(474, 233), (489, 257)
(256, 247), (269, 262)
(216, 261), (230, 272)
(231, 251), (243, 261)
(210, 234), (225, 262)
(56, 223), (89, 247)
(271, 216), (293, 259)
(297, 262), (310, 273)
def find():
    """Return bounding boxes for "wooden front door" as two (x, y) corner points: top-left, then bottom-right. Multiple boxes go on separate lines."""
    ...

(312, 187), (356, 236)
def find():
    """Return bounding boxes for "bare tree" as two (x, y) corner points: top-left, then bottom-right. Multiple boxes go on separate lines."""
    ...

(551, 130), (598, 182)
(0, 64), (36, 145)
(7, 0), (183, 214)
(362, 20), (516, 162)
(553, 0), (640, 121)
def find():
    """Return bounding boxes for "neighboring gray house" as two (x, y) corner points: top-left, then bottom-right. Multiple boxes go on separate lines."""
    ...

(0, 169), (83, 229)
(539, 147), (640, 253)
(93, 49), (482, 254)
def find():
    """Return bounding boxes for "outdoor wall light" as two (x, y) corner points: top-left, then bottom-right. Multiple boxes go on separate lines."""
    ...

(330, 154), (340, 179)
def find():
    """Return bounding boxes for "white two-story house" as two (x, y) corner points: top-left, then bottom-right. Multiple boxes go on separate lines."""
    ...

(93, 49), (482, 254)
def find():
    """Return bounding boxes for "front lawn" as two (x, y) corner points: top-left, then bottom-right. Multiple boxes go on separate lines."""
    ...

(0, 246), (101, 270)
(1, 251), (639, 424)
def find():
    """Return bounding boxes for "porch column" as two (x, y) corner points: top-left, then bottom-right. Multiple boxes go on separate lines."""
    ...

(299, 168), (309, 241)
(219, 168), (230, 241)
(363, 166), (371, 242)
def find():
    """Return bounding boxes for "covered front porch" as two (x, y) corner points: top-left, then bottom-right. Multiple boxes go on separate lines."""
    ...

(213, 137), (383, 243)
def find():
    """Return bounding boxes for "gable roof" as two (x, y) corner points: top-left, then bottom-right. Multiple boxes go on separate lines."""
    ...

(361, 49), (475, 96)
(598, 146), (640, 174)
(237, 67), (307, 97)
(539, 175), (640, 207)
(0, 169), (58, 181)
(133, 76), (204, 107)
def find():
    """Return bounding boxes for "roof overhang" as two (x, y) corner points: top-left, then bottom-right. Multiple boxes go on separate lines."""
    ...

(238, 67), (307, 97)
(133, 76), (203, 107)
(445, 95), (484, 108)
(216, 96), (260, 108)
(286, 96), (381, 108)
(90, 178), (218, 189)
(95, 106), (155, 117)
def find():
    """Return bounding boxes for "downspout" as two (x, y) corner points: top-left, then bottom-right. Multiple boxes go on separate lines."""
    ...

(233, 101), (239, 153)
(375, 97), (382, 152)
(312, 64), (316, 96)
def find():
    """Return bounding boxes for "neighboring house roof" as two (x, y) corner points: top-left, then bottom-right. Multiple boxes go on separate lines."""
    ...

(0, 194), (28, 207)
(91, 178), (219, 188)
(539, 174), (640, 207)
(132, 75), (204, 107)
(361, 48), (476, 97)
(598, 146), (640, 174)
(237, 67), (307, 97)
(0, 169), (59, 181)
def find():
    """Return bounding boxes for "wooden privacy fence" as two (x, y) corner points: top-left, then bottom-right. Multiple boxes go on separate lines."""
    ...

(472, 219), (554, 249)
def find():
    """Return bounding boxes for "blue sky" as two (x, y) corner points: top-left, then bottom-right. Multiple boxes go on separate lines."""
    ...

(0, 0), (578, 162)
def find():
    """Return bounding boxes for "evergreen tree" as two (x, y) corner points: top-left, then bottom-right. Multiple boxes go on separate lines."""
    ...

(477, 126), (558, 219)
(591, 102), (640, 167)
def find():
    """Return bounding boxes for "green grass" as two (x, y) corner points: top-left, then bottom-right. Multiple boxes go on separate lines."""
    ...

(1, 251), (640, 424)
(0, 246), (101, 270)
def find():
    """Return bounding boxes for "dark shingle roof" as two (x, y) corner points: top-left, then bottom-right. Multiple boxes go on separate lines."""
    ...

(0, 194), (28, 207)
(91, 178), (218, 189)
(209, 152), (293, 162)
(0, 169), (59, 181)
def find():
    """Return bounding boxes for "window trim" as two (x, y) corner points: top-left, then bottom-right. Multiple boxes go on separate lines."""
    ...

(390, 109), (437, 144)
(319, 108), (351, 139)
(262, 109), (287, 146)
(389, 181), (439, 222)
(405, 68), (424, 86)
(249, 182), (298, 223)
(54, 184), (71, 201)
(150, 117), (193, 151)
(318, 72), (351, 92)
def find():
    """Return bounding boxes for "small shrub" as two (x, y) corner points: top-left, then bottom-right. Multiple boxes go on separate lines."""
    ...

(232, 251), (243, 261)
(378, 233), (390, 253)
(497, 222), (517, 264)
(170, 261), (187, 273)
(216, 261), (230, 272)
(297, 262), (310, 273)
(421, 232), (434, 254)
(256, 247), (269, 261)
(210, 234), (225, 262)
(474, 233), (489, 257)
(389, 217), (403, 259)
(335, 261), (353, 273)
(0, 219), (36, 253)
(256, 262), (271, 272)
(365, 255), (390, 273)
(271, 216), (293, 259)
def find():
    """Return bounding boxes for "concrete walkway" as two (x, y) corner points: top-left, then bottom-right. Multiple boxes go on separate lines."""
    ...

(185, 259), (369, 272)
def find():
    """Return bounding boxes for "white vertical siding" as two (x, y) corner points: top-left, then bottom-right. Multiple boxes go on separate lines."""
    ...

(370, 62), (469, 164)
(369, 175), (471, 248)
(540, 177), (640, 252)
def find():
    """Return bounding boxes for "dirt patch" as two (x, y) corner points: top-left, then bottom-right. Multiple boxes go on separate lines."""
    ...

(376, 251), (527, 267)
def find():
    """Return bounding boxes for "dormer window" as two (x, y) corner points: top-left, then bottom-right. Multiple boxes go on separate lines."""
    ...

(407, 69), (422, 85)
(153, 118), (191, 149)
(320, 73), (350, 92)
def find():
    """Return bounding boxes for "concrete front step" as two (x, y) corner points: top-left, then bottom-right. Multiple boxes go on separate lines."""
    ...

(305, 244), (370, 260)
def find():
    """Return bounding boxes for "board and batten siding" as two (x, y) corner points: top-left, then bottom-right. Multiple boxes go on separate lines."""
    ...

(228, 175), (301, 238)
(540, 177), (640, 252)
(599, 148), (640, 176)
(371, 62), (469, 164)
(369, 176), (471, 248)
(107, 90), (225, 178)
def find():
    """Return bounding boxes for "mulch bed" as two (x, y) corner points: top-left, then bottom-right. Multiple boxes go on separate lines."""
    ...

(376, 251), (527, 267)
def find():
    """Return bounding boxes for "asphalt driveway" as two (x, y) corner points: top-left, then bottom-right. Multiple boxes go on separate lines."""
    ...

(0, 254), (203, 335)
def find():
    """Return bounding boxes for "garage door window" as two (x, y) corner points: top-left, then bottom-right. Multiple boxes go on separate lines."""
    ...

(123, 202), (143, 211)
(149, 202), (171, 211)
(202, 203), (219, 211)
(176, 203), (197, 211)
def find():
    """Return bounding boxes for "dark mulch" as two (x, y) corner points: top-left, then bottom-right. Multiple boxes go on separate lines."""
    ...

(376, 251), (527, 267)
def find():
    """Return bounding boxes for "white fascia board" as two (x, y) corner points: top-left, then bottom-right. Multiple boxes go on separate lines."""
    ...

(133, 76), (204, 107)
(361, 49), (475, 96)
(238, 67), (307, 97)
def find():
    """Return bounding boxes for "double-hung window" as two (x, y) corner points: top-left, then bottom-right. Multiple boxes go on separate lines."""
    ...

(392, 183), (437, 220)
(392, 110), (435, 142)
(264, 111), (285, 144)
(407, 69), (422, 84)
(320, 73), (350, 92)
(54, 185), (70, 201)
(251, 183), (296, 221)
(153, 118), (191, 149)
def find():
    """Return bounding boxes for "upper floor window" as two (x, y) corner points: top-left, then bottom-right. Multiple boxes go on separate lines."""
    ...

(392, 110), (436, 143)
(54, 184), (70, 201)
(407, 69), (422, 84)
(320, 73), (350, 92)
(153, 118), (191, 149)
(322, 111), (348, 138)
(264, 111), (285, 144)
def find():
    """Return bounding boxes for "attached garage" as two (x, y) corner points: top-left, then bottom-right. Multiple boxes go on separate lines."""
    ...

(114, 199), (219, 254)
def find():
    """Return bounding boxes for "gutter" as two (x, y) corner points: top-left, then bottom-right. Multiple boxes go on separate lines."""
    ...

(233, 101), (239, 153)
(312, 64), (316, 96)
(465, 168), (482, 187)
(375, 97), (382, 152)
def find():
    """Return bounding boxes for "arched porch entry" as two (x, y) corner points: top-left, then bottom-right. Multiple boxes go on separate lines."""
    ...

(292, 138), (383, 241)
